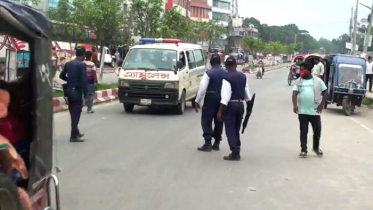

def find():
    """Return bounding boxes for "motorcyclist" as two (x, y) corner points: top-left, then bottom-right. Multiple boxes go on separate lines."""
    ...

(258, 59), (265, 75)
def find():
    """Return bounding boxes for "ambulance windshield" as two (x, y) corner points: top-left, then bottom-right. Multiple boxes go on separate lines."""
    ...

(123, 49), (177, 71)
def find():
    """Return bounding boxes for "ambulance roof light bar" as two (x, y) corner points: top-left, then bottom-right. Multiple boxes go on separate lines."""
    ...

(139, 38), (182, 46)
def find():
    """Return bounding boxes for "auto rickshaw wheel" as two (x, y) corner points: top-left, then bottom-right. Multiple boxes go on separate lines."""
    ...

(342, 97), (353, 116)
(0, 175), (23, 210)
(287, 73), (292, 86)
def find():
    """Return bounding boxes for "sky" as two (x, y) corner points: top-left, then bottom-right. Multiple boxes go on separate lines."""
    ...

(238, 0), (372, 41)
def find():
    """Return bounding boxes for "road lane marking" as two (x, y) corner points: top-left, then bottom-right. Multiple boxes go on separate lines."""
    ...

(349, 117), (373, 135)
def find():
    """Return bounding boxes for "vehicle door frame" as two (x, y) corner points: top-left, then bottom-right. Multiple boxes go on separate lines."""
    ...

(104, 47), (111, 63)
(185, 49), (197, 100)
(190, 48), (207, 99)
(177, 50), (190, 100)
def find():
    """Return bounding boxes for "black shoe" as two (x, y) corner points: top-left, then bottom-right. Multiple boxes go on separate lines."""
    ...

(299, 151), (307, 158)
(223, 153), (240, 161)
(70, 137), (85, 142)
(313, 149), (323, 157)
(197, 144), (212, 152)
(212, 141), (220, 151)
(78, 133), (84, 138)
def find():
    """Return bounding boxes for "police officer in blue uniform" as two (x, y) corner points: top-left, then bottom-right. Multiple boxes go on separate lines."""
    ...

(60, 47), (88, 142)
(195, 54), (226, 151)
(217, 56), (251, 161)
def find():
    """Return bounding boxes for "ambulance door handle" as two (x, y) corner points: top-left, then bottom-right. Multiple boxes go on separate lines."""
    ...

(186, 72), (188, 73)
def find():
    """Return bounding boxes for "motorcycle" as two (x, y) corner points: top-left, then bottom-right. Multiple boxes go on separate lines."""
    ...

(256, 66), (263, 79)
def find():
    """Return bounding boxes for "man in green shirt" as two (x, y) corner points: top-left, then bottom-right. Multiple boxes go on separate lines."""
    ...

(296, 59), (302, 66)
(292, 62), (328, 158)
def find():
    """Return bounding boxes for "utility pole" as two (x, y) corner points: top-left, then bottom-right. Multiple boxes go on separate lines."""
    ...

(363, 1), (373, 54)
(350, 7), (353, 41)
(352, 0), (359, 55)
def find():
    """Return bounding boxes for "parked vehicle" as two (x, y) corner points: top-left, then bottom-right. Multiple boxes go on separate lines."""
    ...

(0, 0), (60, 209)
(322, 55), (366, 116)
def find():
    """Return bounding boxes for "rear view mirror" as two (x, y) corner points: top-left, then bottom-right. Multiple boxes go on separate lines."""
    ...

(176, 61), (183, 69)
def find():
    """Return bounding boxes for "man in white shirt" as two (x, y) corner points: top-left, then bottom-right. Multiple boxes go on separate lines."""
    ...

(216, 56), (251, 161)
(195, 54), (226, 152)
(366, 56), (373, 92)
(312, 58), (324, 79)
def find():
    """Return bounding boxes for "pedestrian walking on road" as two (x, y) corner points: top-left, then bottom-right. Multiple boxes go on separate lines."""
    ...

(84, 51), (98, 113)
(60, 47), (88, 142)
(217, 56), (251, 161)
(365, 56), (373, 92)
(195, 54), (226, 152)
(292, 62), (328, 158)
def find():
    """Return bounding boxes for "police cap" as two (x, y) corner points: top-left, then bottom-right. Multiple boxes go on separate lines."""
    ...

(210, 53), (221, 65)
(225, 56), (237, 67)
(76, 47), (86, 57)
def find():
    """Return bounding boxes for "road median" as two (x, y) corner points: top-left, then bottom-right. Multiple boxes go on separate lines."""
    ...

(53, 86), (119, 113)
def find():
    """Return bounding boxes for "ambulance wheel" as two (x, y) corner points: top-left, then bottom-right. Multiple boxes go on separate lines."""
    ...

(111, 59), (116, 68)
(123, 104), (134, 113)
(0, 175), (23, 210)
(175, 91), (186, 115)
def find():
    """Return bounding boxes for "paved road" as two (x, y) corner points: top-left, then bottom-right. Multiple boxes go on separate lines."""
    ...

(54, 67), (373, 210)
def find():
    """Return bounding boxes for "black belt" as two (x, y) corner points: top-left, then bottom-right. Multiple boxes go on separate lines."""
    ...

(229, 99), (244, 102)
(206, 91), (219, 94)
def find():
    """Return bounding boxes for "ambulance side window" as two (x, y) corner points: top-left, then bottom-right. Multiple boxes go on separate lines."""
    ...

(193, 49), (204, 67)
(179, 51), (186, 69)
(186, 50), (196, 69)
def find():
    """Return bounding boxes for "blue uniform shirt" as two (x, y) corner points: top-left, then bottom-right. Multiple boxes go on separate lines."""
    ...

(220, 70), (251, 105)
(60, 58), (88, 97)
(195, 66), (226, 104)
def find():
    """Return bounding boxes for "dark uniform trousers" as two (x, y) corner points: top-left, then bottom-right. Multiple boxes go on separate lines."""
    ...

(223, 102), (244, 153)
(201, 93), (223, 141)
(201, 66), (226, 142)
(223, 70), (247, 153)
(67, 87), (83, 138)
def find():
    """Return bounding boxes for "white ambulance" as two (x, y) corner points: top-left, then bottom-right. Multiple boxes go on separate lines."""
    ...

(117, 38), (207, 114)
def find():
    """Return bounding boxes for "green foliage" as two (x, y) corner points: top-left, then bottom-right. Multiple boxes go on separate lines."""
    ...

(160, 7), (193, 39)
(72, 0), (124, 46)
(241, 36), (296, 55)
(243, 17), (352, 54)
(130, 0), (164, 38)
(194, 19), (226, 48)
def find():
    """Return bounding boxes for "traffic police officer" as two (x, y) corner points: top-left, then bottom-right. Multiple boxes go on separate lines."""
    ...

(217, 56), (251, 161)
(60, 47), (88, 142)
(195, 54), (226, 152)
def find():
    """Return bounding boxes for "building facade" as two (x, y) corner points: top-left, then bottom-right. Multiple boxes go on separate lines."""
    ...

(208, 0), (231, 26)
(189, 1), (210, 22)
(165, 0), (191, 17)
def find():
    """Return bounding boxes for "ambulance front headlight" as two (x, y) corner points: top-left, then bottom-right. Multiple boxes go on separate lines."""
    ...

(120, 80), (129, 87)
(164, 82), (178, 89)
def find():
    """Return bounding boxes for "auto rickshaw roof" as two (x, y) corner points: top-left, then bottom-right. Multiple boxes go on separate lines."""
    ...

(0, 0), (49, 38)
(329, 54), (366, 66)
(292, 54), (305, 63)
(304, 53), (324, 61)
